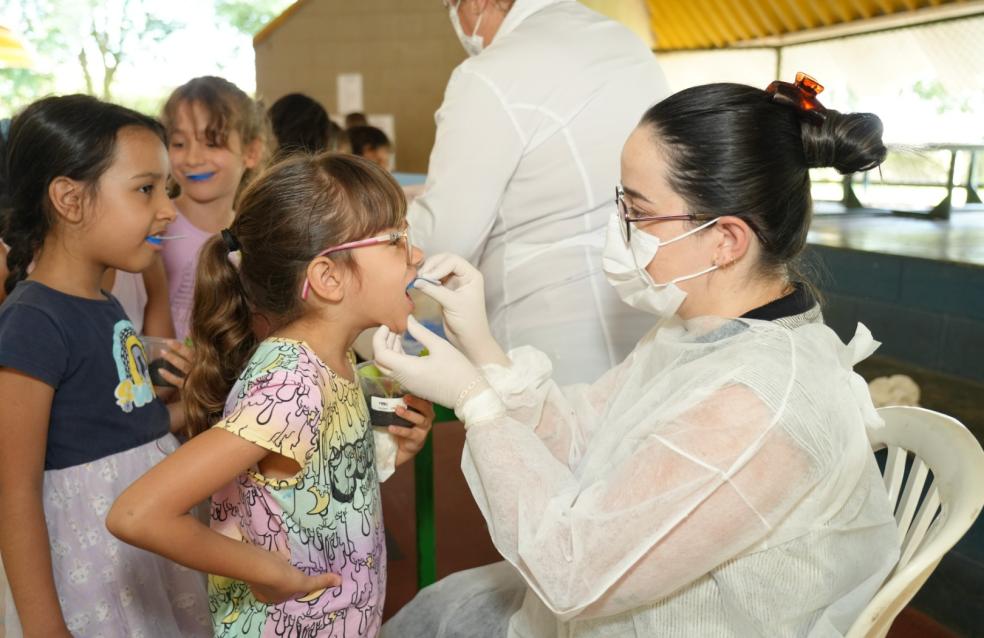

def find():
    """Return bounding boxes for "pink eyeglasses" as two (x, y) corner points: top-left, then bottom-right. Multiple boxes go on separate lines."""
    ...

(300, 227), (413, 300)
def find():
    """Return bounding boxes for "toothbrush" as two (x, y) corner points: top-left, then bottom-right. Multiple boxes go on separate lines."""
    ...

(406, 276), (442, 291)
(145, 234), (187, 246)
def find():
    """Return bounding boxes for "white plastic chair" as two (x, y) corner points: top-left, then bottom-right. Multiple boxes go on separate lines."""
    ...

(847, 406), (984, 638)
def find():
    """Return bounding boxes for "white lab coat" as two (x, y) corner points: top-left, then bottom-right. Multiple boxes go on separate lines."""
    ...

(384, 310), (900, 637)
(409, 0), (668, 385)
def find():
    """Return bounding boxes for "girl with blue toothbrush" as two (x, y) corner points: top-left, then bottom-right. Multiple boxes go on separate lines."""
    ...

(0, 95), (210, 637)
(160, 76), (268, 341)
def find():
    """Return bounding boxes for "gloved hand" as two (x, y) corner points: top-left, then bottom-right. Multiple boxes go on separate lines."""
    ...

(413, 253), (510, 367)
(373, 317), (505, 424)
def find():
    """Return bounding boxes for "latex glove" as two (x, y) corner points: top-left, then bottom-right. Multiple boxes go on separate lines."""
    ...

(373, 317), (505, 424)
(414, 253), (509, 367)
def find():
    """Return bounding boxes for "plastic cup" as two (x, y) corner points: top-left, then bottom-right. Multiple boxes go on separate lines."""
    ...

(357, 361), (413, 427)
(140, 336), (182, 389)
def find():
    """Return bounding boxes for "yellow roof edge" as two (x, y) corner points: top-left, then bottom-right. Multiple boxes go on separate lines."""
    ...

(649, 0), (984, 52)
(253, 0), (313, 47)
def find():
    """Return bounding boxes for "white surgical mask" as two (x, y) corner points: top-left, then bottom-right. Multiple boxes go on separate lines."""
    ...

(448, 0), (485, 57)
(602, 214), (719, 318)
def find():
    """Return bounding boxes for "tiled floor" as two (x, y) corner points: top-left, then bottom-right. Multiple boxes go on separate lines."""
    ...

(380, 422), (963, 636)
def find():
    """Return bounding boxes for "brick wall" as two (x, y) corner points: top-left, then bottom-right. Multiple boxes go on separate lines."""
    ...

(254, 0), (466, 173)
(809, 244), (984, 383)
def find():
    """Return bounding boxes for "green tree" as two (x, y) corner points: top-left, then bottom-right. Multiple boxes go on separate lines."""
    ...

(913, 79), (972, 115)
(215, 0), (294, 37)
(76, 0), (180, 100)
(0, 2), (62, 114)
(0, 0), (179, 111)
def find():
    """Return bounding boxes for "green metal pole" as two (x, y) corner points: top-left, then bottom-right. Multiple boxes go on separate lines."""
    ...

(414, 428), (437, 589)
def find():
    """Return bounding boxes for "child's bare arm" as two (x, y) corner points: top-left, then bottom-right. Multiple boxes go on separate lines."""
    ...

(165, 400), (186, 434)
(140, 256), (176, 338)
(0, 369), (72, 637)
(107, 428), (340, 604)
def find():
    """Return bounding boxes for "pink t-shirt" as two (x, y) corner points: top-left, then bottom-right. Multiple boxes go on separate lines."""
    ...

(210, 339), (385, 636)
(160, 212), (213, 341)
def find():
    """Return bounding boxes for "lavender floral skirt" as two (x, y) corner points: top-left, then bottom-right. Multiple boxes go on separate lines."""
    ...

(1, 434), (211, 638)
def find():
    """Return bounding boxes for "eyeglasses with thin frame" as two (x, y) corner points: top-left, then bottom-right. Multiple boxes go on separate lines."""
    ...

(615, 185), (700, 244)
(300, 226), (414, 300)
(616, 185), (769, 246)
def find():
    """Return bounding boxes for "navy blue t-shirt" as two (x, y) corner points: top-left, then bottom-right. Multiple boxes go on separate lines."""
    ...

(0, 280), (170, 469)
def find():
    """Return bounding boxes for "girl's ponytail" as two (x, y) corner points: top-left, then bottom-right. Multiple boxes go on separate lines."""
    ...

(3, 201), (47, 294)
(183, 236), (256, 436)
(182, 153), (406, 436)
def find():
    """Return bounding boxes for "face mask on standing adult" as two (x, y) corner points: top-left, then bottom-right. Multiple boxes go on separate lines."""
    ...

(447, 0), (486, 56)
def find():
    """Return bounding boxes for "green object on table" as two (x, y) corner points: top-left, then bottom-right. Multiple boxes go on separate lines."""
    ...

(358, 363), (384, 379)
(414, 403), (455, 589)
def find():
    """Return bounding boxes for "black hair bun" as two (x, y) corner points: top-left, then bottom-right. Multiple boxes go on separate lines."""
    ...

(801, 110), (887, 174)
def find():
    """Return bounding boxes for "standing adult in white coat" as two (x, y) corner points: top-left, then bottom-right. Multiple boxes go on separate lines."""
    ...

(409, 0), (668, 384)
(378, 77), (899, 637)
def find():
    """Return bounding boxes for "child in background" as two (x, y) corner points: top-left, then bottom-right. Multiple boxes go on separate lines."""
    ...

(160, 76), (267, 340)
(345, 111), (368, 129)
(0, 95), (209, 637)
(268, 92), (335, 158)
(334, 121), (353, 154)
(109, 154), (434, 637)
(348, 125), (393, 171)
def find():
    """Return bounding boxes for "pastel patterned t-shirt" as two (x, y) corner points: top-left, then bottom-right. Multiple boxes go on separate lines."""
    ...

(209, 338), (385, 637)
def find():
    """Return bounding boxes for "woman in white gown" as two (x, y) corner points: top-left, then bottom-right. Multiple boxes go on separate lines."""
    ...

(376, 76), (901, 637)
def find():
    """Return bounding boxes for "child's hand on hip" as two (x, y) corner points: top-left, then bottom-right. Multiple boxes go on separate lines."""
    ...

(392, 395), (435, 466)
(247, 559), (342, 605)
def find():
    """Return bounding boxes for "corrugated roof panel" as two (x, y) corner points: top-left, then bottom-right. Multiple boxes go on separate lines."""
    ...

(648, 0), (978, 50)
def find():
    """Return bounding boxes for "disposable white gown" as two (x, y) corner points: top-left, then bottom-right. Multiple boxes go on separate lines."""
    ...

(385, 311), (900, 637)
